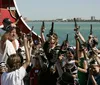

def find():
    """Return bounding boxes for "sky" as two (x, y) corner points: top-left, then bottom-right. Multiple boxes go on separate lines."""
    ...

(16, 0), (100, 20)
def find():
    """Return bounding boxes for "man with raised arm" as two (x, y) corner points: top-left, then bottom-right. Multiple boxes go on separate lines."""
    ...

(1, 34), (30, 85)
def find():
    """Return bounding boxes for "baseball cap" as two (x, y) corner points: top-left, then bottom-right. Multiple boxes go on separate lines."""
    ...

(2, 18), (12, 25)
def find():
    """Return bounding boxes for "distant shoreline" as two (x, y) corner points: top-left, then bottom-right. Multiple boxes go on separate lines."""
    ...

(26, 20), (100, 22)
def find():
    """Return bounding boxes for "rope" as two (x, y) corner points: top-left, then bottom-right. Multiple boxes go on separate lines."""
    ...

(9, 8), (17, 19)
(8, 0), (17, 19)
(8, 0), (22, 25)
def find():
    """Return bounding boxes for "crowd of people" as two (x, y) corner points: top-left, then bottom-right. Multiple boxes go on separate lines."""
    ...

(0, 18), (100, 85)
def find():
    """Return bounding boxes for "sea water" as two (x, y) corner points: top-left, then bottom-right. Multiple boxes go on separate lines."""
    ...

(0, 22), (100, 47)
(27, 21), (100, 47)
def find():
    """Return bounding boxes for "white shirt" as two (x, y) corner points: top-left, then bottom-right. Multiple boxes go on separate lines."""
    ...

(1, 66), (26, 85)
(0, 39), (19, 63)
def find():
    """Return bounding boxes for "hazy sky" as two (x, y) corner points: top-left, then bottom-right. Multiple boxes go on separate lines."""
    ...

(16, 0), (100, 20)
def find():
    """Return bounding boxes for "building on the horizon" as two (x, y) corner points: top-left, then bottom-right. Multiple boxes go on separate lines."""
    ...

(91, 16), (95, 20)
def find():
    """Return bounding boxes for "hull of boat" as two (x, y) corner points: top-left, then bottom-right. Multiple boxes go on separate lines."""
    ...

(0, 0), (40, 40)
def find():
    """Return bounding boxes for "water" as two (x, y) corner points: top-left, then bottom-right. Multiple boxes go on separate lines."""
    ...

(0, 21), (100, 47)
(27, 21), (100, 47)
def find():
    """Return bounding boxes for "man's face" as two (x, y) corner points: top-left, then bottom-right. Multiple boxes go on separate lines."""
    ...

(9, 29), (17, 41)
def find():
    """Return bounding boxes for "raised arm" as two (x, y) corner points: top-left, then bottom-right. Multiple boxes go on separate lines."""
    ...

(23, 34), (30, 69)
(40, 21), (46, 43)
